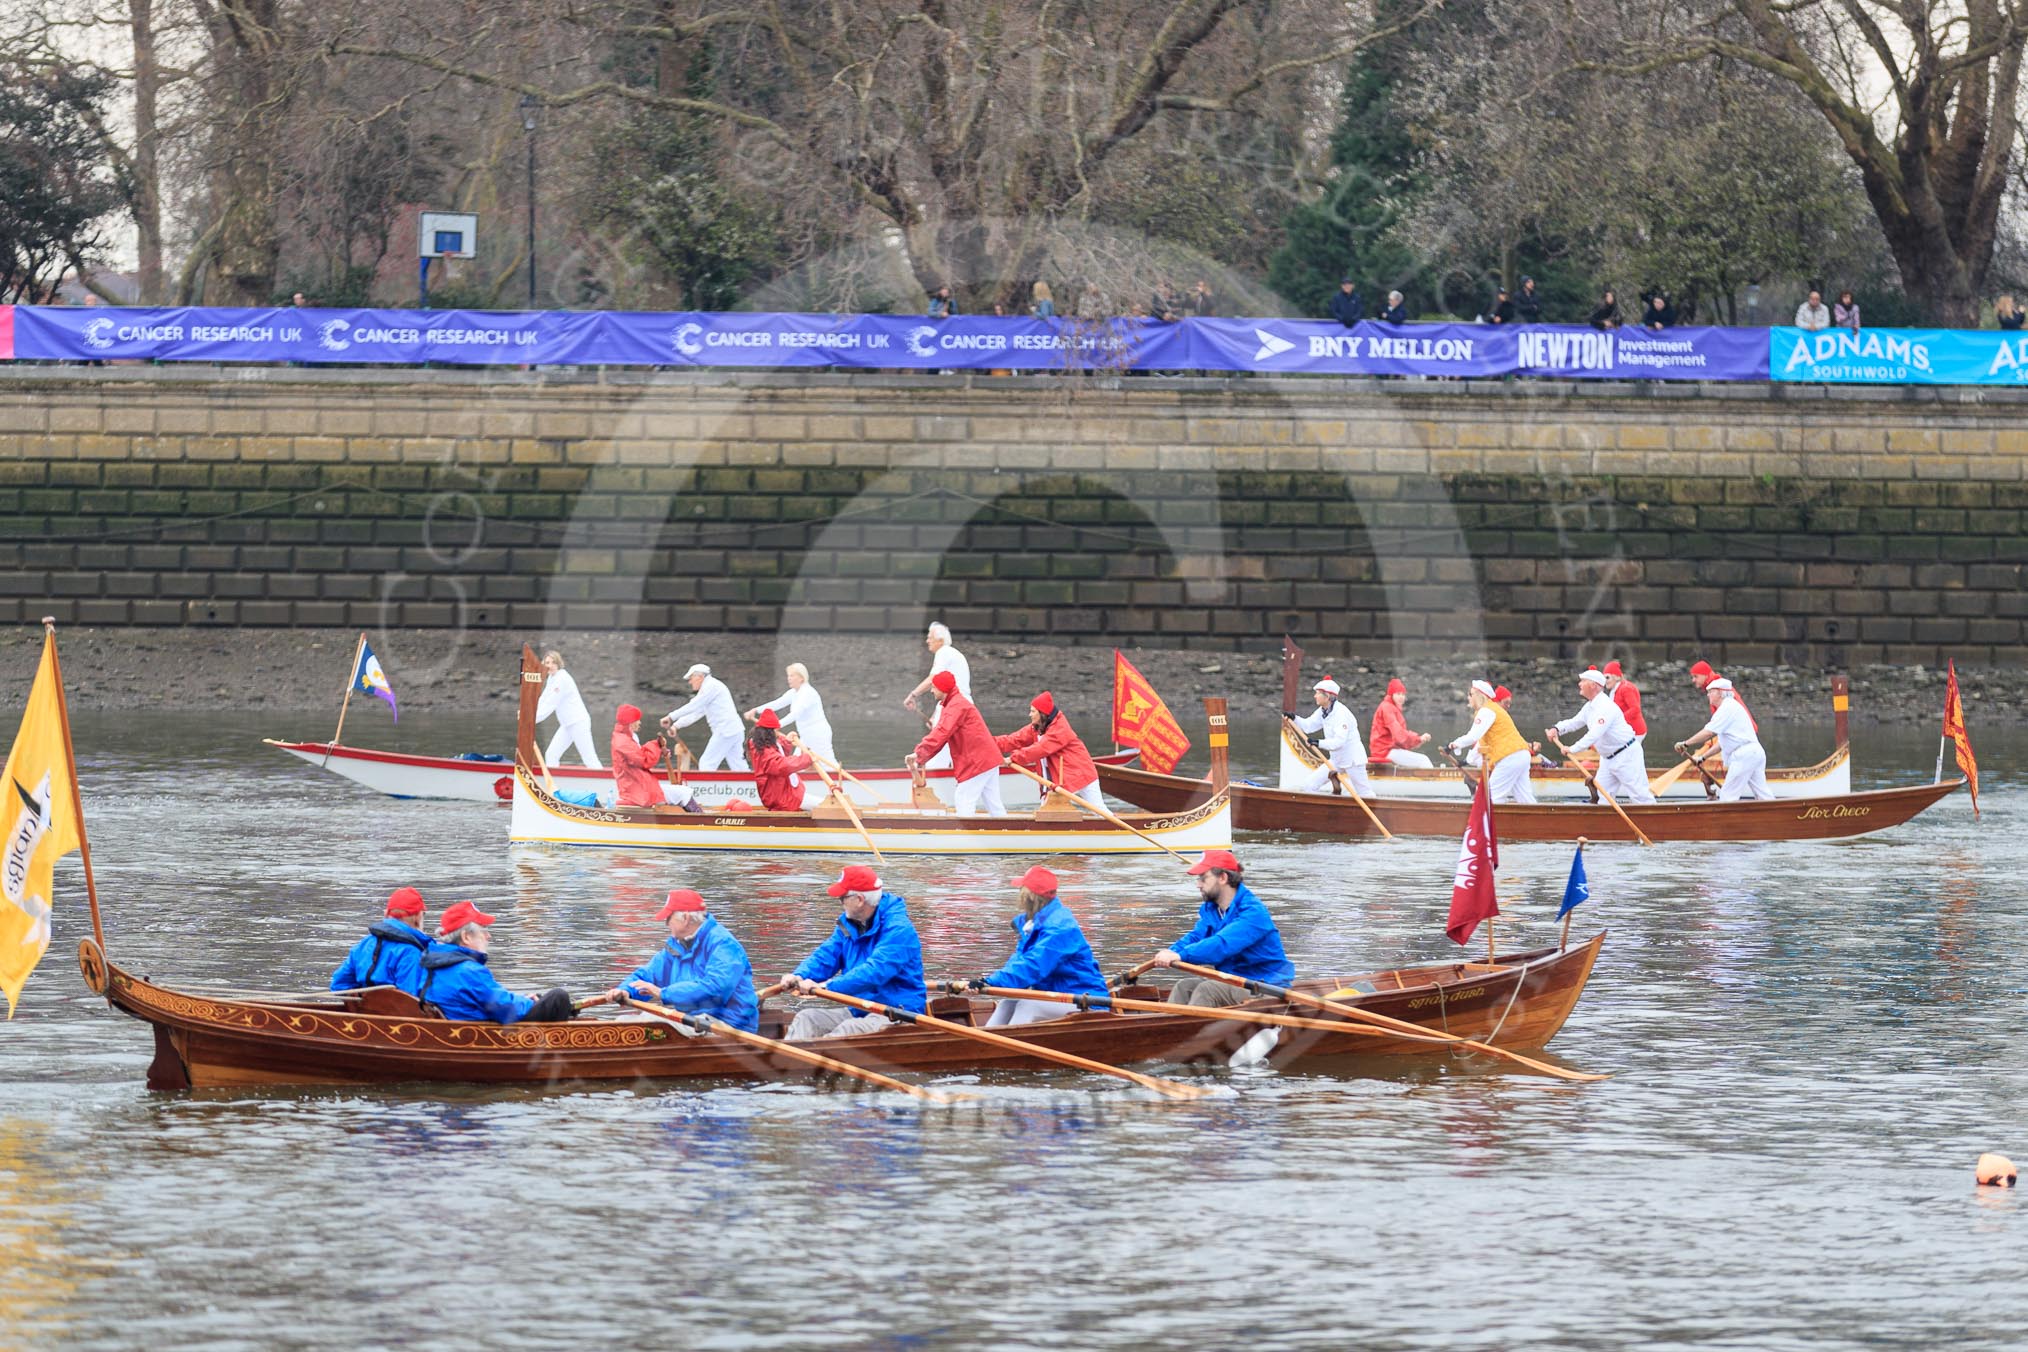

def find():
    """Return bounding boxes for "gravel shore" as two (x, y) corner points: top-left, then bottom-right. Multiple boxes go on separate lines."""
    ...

(0, 626), (2010, 732)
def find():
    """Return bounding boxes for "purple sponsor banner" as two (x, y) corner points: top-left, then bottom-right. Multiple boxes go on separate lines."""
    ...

(2, 304), (1765, 378)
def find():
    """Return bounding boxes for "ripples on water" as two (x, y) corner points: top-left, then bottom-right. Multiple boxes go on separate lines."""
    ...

(2, 713), (2024, 1349)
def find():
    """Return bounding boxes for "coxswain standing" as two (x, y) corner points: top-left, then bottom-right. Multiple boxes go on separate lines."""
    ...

(607, 889), (758, 1032)
(611, 704), (700, 811)
(746, 662), (834, 763)
(996, 691), (1105, 808)
(747, 709), (814, 812)
(902, 622), (972, 769)
(1546, 668), (1654, 804)
(329, 886), (432, 997)
(907, 669), (1007, 816)
(1149, 850), (1294, 1007)
(1369, 677), (1435, 769)
(780, 866), (926, 1040)
(536, 649), (601, 768)
(1690, 659), (1756, 730)
(663, 663), (748, 771)
(1448, 680), (1538, 803)
(1677, 677), (1773, 800)
(417, 901), (576, 1024)
(953, 865), (1108, 1027)
(1289, 677), (1372, 796)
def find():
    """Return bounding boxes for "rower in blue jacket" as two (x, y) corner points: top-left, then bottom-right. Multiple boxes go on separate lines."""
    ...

(418, 900), (576, 1023)
(780, 865), (924, 1040)
(329, 885), (432, 997)
(606, 888), (758, 1032)
(1154, 849), (1295, 1005)
(958, 864), (1107, 1027)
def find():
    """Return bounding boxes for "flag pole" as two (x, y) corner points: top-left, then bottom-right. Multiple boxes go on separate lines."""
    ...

(324, 631), (366, 767)
(1561, 837), (1586, 952)
(39, 619), (104, 954)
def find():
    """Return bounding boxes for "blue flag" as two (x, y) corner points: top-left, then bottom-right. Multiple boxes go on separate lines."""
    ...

(1557, 845), (1589, 920)
(352, 641), (398, 721)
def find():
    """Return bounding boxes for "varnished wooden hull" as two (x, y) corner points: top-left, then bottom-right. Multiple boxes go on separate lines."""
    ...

(1099, 763), (1963, 842)
(82, 934), (1604, 1091)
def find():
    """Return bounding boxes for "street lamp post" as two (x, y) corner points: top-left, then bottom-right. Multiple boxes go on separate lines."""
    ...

(519, 93), (537, 310)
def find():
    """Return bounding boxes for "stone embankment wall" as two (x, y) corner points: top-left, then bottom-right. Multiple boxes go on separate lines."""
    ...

(0, 367), (2022, 666)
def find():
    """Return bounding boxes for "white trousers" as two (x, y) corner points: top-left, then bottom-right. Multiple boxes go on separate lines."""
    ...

(662, 783), (696, 807)
(986, 998), (1072, 1027)
(785, 1006), (892, 1041)
(544, 721), (602, 769)
(697, 732), (749, 772)
(1486, 751), (1537, 804)
(954, 767), (1008, 816)
(1718, 744), (1774, 801)
(1593, 744), (1654, 804)
(1385, 749), (1434, 769)
(1300, 762), (1373, 796)
(1075, 781), (1106, 810)
(794, 727), (835, 764)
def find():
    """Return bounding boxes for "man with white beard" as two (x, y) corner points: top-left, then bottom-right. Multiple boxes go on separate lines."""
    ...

(1677, 678), (1773, 801)
(1546, 668), (1654, 804)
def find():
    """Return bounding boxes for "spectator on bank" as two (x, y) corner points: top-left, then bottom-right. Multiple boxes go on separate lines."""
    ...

(1644, 292), (1676, 330)
(1380, 290), (1407, 323)
(1150, 281), (1181, 322)
(1186, 279), (1215, 317)
(1488, 288), (1516, 324)
(1030, 281), (1056, 319)
(1998, 295), (2024, 330)
(291, 292), (307, 307)
(1793, 289), (1830, 331)
(1329, 279), (1364, 326)
(1516, 276), (1544, 323)
(1833, 290), (1861, 333)
(1588, 289), (1621, 330)
(928, 285), (959, 320)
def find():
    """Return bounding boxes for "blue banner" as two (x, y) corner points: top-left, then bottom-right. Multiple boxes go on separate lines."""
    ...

(1769, 326), (2028, 385)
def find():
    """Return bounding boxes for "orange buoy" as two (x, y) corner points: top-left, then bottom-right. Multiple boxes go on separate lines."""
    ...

(1976, 1153), (2017, 1187)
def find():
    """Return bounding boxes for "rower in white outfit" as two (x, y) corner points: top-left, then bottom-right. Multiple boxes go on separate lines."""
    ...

(747, 662), (834, 763)
(1677, 677), (1773, 801)
(1449, 680), (1537, 803)
(663, 663), (749, 771)
(536, 648), (601, 768)
(1288, 677), (1373, 796)
(902, 622), (973, 770)
(1546, 667), (1654, 804)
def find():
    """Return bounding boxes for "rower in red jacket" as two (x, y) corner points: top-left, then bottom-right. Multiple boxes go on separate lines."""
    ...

(1604, 661), (1647, 748)
(1689, 660), (1756, 730)
(748, 708), (814, 811)
(907, 670), (1006, 816)
(995, 691), (1103, 808)
(1369, 677), (1434, 768)
(610, 704), (699, 810)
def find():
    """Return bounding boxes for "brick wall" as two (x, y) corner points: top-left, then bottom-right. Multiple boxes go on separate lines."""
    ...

(1, 367), (2023, 665)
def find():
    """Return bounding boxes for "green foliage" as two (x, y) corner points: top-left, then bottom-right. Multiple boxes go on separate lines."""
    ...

(0, 65), (123, 302)
(275, 265), (377, 307)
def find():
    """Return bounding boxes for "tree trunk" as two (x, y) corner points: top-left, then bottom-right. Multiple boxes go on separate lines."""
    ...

(127, 0), (165, 303)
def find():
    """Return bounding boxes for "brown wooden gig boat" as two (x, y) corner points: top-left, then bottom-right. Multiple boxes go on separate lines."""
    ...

(78, 933), (1604, 1091)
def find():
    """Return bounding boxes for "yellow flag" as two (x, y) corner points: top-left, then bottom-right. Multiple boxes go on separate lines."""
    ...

(0, 634), (82, 1016)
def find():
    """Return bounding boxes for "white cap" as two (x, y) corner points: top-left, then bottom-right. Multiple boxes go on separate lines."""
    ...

(1578, 668), (1606, 685)
(685, 663), (711, 679)
(1707, 677), (1733, 693)
(1471, 679), (1496, 699)
(1313, 678), (1341, 695)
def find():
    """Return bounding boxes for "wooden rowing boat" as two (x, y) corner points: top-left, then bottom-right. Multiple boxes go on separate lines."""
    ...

(1277, 675), (1855, 800)
(78, 931), (1605, 1090)
(1099, 760), (1963, 842)
(505, 646), (1231, 855)
(262, 737), (1138, 807)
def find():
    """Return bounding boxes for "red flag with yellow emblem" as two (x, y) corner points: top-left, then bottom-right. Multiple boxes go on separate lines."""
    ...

(1941, 659), (1980, 818)
(1111, 651), (1191, 775)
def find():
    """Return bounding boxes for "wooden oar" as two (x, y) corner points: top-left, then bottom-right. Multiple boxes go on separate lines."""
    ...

(1549, 734), (1653, 846)
(800, 747), (883, 804)
(1283, 714), (1394, 840)
(966, 984), (1464, 1045)
(1000, 760), (1194, 864)
(1661, 741), (1723, 797)
(1439, 745), (1483, 790)
(1105, 957), (1164, 990)
(802, 987), (1216, 1099)
(618, 995), (973, 1103)
(795, 738), (886, 862)
(1164, 960), (1608, 1082)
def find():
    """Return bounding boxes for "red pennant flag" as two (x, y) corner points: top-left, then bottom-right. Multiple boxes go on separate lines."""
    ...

(1446, 776), (1500, 945)
(1942, 659), (1980, 818)
(1111, 650), (1191, 775)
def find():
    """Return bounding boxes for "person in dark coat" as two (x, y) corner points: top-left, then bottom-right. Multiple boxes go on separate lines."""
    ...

(418, 901), (575, 1023)
(1379, 290), (1408, 323)
(1588, 290), (1621, 330)
(1516, 276), (1544, 323)
(1329, 279), (1365, 326)
(1644, 292), (1676, 330)
(329, 886), (432, 996)
(1489, 288), (1517, 324)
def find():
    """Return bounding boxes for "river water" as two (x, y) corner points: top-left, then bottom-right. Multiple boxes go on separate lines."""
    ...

(2, 711), (2023, 1350)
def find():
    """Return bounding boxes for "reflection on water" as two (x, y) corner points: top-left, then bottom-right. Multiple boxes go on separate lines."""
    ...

(0, 711), (2023, 1349)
